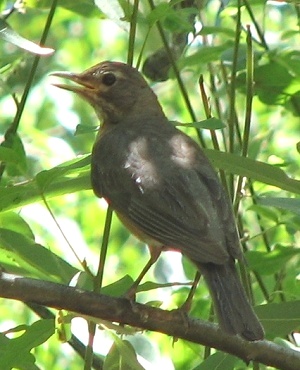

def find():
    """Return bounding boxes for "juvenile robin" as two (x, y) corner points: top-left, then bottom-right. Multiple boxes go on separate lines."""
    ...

(52, 61), (264, 341)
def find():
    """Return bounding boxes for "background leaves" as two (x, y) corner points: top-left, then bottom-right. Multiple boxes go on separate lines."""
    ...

(0, 0), (299, 369)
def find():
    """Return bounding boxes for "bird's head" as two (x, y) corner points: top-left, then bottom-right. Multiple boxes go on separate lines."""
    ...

(51, 61), (165, 126)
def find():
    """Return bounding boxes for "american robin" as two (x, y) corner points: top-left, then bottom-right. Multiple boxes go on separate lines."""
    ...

(52, 61), (264, 341)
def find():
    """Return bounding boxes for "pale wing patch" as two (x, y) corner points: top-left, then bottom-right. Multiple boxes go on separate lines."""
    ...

(124, 136), (160, 190)
(170, 134), (196, 168)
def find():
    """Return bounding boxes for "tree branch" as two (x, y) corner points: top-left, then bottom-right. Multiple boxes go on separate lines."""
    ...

(0, 272), (299, 370)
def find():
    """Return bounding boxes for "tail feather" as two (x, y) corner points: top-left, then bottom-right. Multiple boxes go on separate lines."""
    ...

(197, 260), (264, 341)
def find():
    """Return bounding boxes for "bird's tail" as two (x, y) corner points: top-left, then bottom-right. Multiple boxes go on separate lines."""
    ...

(196, 260), (264, 341)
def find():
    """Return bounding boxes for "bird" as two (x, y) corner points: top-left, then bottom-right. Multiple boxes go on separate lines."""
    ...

(51, 61), (264, 341)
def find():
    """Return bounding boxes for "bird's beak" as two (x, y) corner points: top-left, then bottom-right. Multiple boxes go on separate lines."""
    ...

(50, 71), (96, 99)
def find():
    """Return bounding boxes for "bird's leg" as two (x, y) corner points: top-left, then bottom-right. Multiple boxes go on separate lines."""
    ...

(124, 245), (163, 300)
(179, 271), (201, 313)
(170, 271), (202, 340)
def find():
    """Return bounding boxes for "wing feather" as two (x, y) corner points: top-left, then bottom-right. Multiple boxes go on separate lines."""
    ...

(91, 124), (241, 265)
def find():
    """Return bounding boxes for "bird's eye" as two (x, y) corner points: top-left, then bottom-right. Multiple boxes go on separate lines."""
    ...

(102, 72), (117, 86)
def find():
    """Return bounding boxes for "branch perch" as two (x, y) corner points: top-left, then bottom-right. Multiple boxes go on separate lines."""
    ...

(0, 272), (299, 370)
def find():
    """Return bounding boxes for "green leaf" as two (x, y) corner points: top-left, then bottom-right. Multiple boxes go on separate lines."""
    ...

(205, 149), (300, 194)
(199, 26), (236, 37)
(274, 49), (300, 79)
(246, 245), (300, 275)
(35, 155), (90, 191)
(0, 333), (37, 370)
(28, 0), (102, 18)
(221, 44), (248, 70)
(0, 155), (90, 213)
(101, 275), (134, 297)
(104, 338), (145, 370)
(0, 212), (35, 240)
(143, 300), (163, 308)
(0, 228), (78, 282)
(0, 18), (54, 55)
(95, 0), (129, 28)
(0, 146), (21, 164)
(257, 197), (300, 215)
(163, 7), (197, 33)
(247, 204), (280, 223)
(193, 352), (239, 370)
(237, 61), (297, 105)
(286, 90), (300, 117)
(137, 280), (189, 293)
(255, 301), (300, 338)
(146, 3), (170, 27)
(75, 123), (98, 135)
(0, 320), (55, 370)
(176, 117), (226, 130)
(0, 132), (28, 176)
(71, 273), (134, 297)
(180, 43), (233, 67)
(0, 170), (90, 213)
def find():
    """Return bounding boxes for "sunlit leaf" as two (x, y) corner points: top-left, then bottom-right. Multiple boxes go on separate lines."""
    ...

(0, 228), (78, 282)
(0, 320), (54, 370)
(0, 132), (27, 176)
(193, 352), (239, 370)
(0, 146), (21, 165)
(246, 245), (300, 275)
(28, 0), (102, 18)
(257, 197), (300, 215)
(95, 0), (128, 28)
(0, 212), (35, 240)
(179, 42), (232, 67)
(0, 18), (54, 55)
(0, 172), (90, 213)
(199, 26), (236, 37)
(104, 337), (145, 370)
(101, 275), (134, 297)
(146, 2), (170, 27)
(75, 123), (98, 135)
(255, 301), (300, 338)
(247, 204), (280, 223)
(35, 155), (91, 191)
(205, 149), (300, 194)
(176, 117), (226, 130)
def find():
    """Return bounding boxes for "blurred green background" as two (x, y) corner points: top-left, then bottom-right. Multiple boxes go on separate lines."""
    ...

(0, 1), (299, 369)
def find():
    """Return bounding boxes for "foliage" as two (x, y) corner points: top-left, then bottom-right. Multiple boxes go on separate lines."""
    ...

(0, 0), (300, 369)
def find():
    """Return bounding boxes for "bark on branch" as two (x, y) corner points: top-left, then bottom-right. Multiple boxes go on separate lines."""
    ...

(0, 272), (299, 370)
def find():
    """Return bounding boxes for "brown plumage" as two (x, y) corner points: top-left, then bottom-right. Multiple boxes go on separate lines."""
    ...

(52, 61), (264, 341)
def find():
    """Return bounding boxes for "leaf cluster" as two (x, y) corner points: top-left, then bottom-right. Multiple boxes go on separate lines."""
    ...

(0, 0), (299, 369)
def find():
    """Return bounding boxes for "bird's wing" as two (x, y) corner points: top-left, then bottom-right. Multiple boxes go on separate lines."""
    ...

(91, 126), (241, 265)
(93, 163), (233, 265)
(129, 167), (235, 264)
